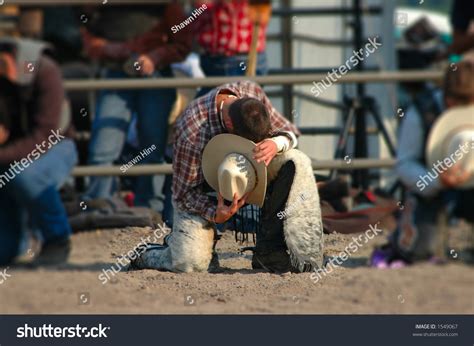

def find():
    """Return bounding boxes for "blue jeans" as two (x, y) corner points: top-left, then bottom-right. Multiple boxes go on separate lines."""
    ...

(392, 191), (462, 261)
(0, 139), (78, 265)
(196, 53), (268, 98)
(85, 69), (176, 206)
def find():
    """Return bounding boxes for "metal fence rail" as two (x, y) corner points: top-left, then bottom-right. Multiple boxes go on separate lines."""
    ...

(7, 0), (172, 4)
(6, 1), (431, 177)
(64, 71), (443, 91)
(64, 70), (434, 175)
(71, 159), (396, 176)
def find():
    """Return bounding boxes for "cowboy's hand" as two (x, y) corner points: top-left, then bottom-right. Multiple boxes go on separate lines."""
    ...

(136, 54), (155, 76)
(254, 139), (278, 166)
(440, 162), (471, 188)
(214, 193), (249, 224)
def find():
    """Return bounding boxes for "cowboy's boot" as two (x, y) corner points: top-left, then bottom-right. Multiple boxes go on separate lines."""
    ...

(252, 161), (296, 273)
(207, 226), (221, 273)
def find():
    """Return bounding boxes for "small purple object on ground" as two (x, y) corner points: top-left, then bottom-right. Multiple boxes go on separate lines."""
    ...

(370, 249), (389, 269)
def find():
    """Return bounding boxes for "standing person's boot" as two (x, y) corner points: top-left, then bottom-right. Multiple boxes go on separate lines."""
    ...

(28, 186), (72, 266)
(33, 238), (71, 266)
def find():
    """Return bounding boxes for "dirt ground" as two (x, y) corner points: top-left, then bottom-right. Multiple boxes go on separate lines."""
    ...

(0, 221), (473, 314)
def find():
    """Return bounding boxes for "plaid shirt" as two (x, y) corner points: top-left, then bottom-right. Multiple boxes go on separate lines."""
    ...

(173, 80), (299, 222)
(194, 1), (268, 56)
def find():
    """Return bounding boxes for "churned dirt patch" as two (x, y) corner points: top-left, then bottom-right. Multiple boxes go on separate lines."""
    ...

(1, 222), (473, 314)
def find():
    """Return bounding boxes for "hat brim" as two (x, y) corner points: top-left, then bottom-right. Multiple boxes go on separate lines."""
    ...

(202, 134), (267, 207)
(426, 105), (474, 189)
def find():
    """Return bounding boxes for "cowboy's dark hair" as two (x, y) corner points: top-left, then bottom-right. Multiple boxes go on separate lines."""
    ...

(228, 97), (271, 143)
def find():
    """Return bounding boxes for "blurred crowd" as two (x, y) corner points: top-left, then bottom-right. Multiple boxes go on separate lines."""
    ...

(0, 0), (472, 269)
(0, 0), (271, 266)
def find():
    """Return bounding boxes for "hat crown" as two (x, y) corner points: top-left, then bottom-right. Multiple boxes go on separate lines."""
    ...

(218, 153), (256, 201)
(426, 105), (474, 189)
(202, 133), (267, 206)
(446, 130), (474, 170)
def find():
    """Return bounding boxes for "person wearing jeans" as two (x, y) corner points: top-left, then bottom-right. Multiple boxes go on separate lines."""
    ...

(194, 0), (270, 98)
(85, 68), (176, 206)
(196, 53), (268, 98)
(81, 3), (192, 206)
(160, 1), (270, 226)
(0, 38), (77, 265)
(129, 81), (325, 274)
(371, 61), (474, 267)
(0, 139), (78, 265)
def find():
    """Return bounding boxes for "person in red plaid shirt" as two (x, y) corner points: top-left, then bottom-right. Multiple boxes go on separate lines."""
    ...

(131, 80), (311, 273)
(195, 0), (268, 57)
(159, 0), (271, 225)
(194, 0), (270, 97)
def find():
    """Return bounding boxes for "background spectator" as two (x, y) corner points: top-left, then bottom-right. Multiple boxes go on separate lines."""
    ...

(194, 0), (270, 97)
(0, 35), (77, 266)
(82, 2), (192, 208)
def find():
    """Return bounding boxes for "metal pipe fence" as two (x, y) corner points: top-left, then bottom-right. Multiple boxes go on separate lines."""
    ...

(7, 0), (172, 4)
(5, 1), (438, 180)
(7, 0), (440, 174)
(64, 70), (435, 176)
(71, 159), (396, 177)
(63, 71), (443, 91)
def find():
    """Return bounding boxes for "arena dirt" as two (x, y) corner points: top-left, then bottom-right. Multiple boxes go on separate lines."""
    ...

(0, 222), (473, 314)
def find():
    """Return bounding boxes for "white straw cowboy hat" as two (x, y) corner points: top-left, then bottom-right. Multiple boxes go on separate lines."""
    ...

(426, 105), (474, 189)
(202, 134), (267, 207)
